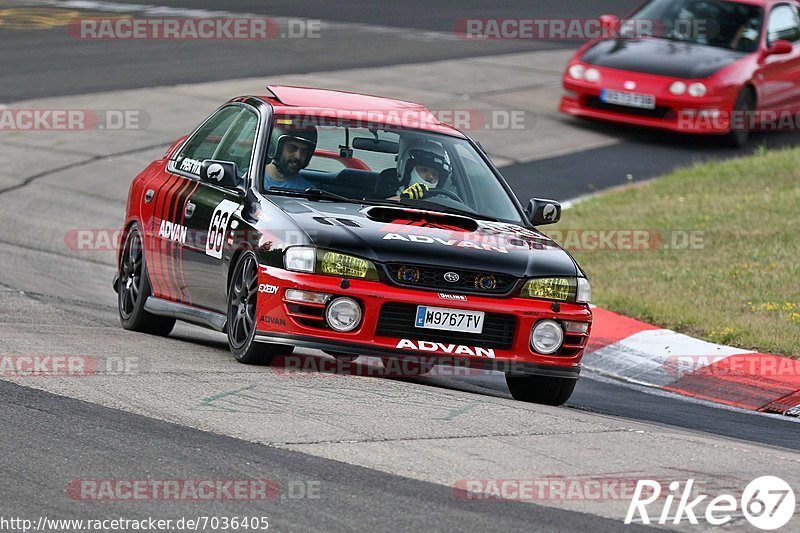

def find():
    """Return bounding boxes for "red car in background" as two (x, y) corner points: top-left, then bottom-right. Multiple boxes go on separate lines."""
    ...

(560, 0), (800, 146)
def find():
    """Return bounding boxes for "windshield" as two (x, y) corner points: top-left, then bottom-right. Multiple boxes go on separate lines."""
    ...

(624, 0), (763, 52)
(261, 115), (525, 225)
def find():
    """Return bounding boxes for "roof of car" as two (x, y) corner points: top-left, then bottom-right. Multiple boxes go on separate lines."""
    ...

(256, 85), (467, 137)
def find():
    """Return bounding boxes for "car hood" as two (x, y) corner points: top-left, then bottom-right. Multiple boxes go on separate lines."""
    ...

(581, 38), (745, 78)
(269, 197), (579, 278)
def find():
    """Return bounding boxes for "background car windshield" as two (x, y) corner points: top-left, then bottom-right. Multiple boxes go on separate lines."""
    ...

(626, 0), (763, 52)
(267, 118), (525, 225)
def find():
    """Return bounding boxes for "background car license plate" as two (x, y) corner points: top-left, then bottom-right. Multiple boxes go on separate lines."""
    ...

(601, 89), (656, 110)
(415, 306), (484, 334)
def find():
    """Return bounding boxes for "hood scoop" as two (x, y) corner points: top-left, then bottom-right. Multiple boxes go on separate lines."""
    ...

(363, 206), (479, 232)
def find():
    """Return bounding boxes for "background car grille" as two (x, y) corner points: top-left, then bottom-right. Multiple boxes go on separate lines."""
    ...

(375, 302), (516, 350)
(385, 264), (517, 295)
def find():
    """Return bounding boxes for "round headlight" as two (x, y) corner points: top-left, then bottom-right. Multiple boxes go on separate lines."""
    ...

(688, 83), (707, 97)
(531, 320), (564, 355)
(326, 297), (362, 332)
(669, 81), (687, 95)
(568, 64), (586, 80)
(584, 68), (601, 83)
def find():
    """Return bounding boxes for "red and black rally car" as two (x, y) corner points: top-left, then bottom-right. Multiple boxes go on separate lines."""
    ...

(114, 86), (592, 405)
(561, 0), (800, 146)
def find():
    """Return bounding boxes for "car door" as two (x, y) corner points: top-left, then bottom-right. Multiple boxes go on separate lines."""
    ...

(176, 105), (261, 312)
(757, 3), (800, 113)
(164, 105), (242, 306)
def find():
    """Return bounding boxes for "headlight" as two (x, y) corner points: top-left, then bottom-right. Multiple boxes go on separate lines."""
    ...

(531, 320), (564, 354)
(568, 64), (585, 80)
(519, 277), (591, 304)
(584, 68), (601, 83)
(669, 81), (687, 95)
(284, 246), (315, 273)
(688, 83), (707, 97)
(284, 247), (379, 281)
(326, 297), (362, 332)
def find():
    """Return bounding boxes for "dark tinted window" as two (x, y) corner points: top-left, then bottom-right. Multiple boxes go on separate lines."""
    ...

(174, 106), (240, 175)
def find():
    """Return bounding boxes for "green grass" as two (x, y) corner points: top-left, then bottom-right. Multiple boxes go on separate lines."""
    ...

(546, 145), (800, 357)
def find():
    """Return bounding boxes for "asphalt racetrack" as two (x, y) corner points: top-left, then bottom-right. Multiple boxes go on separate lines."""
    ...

(1, 1), (799, 532)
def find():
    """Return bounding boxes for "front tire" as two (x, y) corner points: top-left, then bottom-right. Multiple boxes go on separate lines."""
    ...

(505, 374), (577, 406)
(227, 251), (293, 364)
(117, 225), (175, 336)
(723, 89), (754, 148)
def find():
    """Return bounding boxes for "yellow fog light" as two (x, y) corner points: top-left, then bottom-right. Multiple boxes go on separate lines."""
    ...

(520, 277), (576, 301)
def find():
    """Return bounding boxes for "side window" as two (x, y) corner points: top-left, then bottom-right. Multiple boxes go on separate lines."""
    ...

(767, 4), (800, 44)
(174, 106), (240, 176)
(211, 109), (259, 179)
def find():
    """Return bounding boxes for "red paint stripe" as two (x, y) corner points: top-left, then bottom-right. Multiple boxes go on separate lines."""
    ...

(156, 175), (183, 300)
(584, 307), (659, 353)
(148, 174), (176, 299)
(167, 178), (192, 302)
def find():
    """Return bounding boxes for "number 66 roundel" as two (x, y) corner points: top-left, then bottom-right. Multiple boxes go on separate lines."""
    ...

(206, 199), (239, 259)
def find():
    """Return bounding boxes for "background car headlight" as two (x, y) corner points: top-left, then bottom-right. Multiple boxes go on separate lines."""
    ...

(669, 81), (687, 95)
(520, 277), (576, 301)
(584, 68), (601, 83)
(284, 247), (315, 273)
(326, 297), (362, 332)
(688, 83), (707, 97)
(531, 320), (564, 354)
(568, 64), (585, 80)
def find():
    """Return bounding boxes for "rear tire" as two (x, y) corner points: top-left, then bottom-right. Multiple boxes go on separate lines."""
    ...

(117, 225), (176, 336)
(227, 251), (293, 364)
(505, 374), (577, 406)
(723, 89), (754, 148)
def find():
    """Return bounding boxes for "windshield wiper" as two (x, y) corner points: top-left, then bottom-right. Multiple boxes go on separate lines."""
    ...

(266, 187), (365, 204)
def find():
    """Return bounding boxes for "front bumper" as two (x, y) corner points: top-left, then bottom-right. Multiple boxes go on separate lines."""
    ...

(255, 266), (591, 378)
(560, 69), (735, 134)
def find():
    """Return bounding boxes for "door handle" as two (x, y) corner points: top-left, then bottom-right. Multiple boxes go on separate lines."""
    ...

(185, 201), (195, 218)
(145, 189), (154, 203)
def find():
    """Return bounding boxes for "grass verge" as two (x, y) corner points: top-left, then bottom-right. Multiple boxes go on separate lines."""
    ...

(546, 145), (800, 357)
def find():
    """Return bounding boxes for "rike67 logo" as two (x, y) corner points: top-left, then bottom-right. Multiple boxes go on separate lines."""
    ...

(625, 476), (796, 530)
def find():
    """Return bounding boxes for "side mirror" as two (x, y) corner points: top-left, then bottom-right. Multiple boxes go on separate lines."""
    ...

(526, 198), (562, 226)
(764, 39), (793, 57)
(200, 160), (240, 190)
(599, 14), (620, 35)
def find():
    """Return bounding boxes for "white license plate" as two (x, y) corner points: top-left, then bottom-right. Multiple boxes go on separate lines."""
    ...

(415, 306), (484, 334)
(601, 89), (656, 110)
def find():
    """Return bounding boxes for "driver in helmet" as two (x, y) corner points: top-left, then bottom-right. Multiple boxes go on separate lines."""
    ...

(264, 121), (317, 191)
(396, 140), (452, 200)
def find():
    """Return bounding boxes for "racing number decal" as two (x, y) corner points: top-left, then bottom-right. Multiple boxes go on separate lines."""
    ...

(206, 199), (239, 259)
